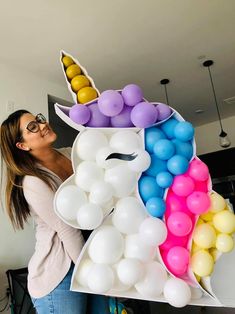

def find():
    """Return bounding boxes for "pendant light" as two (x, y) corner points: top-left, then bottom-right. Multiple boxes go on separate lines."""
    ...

(160, 79), (170, 105)
(203, 60), (231, 148)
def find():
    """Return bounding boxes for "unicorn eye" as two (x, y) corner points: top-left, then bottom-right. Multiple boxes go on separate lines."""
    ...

(106, 152), (138, 161)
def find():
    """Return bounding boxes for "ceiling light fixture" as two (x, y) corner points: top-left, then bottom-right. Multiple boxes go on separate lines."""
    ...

(203, 60), (231, 148)
(160, 79), (170, 105)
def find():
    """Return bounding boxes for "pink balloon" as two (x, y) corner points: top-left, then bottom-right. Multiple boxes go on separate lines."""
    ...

(194, 180), (209, 193)
(160, 231), (188, 251)
(167, 212), (192, 237)
(171, 175), (195, 197)
(188, 159), (209, 181)
(165, 191), (193, 219)
(186, 191), (211, 214)
(166, 246), (190, 276)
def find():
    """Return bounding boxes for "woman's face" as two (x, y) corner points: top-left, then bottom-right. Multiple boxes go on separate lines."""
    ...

(17, 113), (57, 151)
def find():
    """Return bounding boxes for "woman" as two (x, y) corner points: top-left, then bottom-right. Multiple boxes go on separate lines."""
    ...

(0, 110), (109, 314)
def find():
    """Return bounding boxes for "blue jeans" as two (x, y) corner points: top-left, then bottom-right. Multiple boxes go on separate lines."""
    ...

(31, 264), (110, 314)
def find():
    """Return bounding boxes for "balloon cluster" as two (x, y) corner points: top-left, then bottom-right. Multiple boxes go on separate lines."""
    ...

(191, 193), (235, 280)
(69, 84), (172, 128)
(139, 118), (195, 219)
(159, 158), (211, 280)
(55, 51), (235, 307)
(62, 54), (98, 104)
(56, 129), (152, 229)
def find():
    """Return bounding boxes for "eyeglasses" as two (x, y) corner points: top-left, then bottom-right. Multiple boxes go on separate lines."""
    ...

(25, 113), (47, 133)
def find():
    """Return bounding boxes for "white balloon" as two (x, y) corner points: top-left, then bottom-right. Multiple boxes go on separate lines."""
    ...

(117, 258), (145, 286)
(96, 147), (119, 169)
(163, 278), (191, 308)
(89, 180), (113, 205)
(75, 161), (103, 192)
(139, 217), (167, 247)
(88, 226), (124, 264)
(56, 185), (87, 221)
(76, 130), (108, 161)
(110, 130), (141, 154)
(128, 149), (151, 172)
(124, 234), (156, 262)
(190, 286), (203, 300)
(102, 198), (114, 216)
(77, 203), (103, 230)
(112, 197), (147, 234)
(87, 264), (114, 293)
(111, 264), (132, 292)
(105, 164), (137, 198)
(135, 262), (168, 298)
(75, 258), (94, 287)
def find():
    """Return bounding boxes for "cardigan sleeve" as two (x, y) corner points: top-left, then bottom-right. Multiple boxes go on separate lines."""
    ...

(23, 175), (84, 263)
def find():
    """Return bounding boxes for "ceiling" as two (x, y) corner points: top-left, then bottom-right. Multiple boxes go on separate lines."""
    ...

(1, 0), (235, 126)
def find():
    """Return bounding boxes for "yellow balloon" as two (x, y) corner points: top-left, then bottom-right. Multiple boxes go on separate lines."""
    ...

(196, 218), (204, 226)
(62, 56), (74, 68)
(209, 248), (220, 261)
(213, 210), (235, 233)
(71, 75), (90, 92)
(77, 87), (98, 104)
(191, 250), (214, 277)
(66, 64), (81, 80)
(216, 233), (234, 253)
(200, 211), (214, 222)
(209, 193), (226, 213)
(193, 223), (216, 249)
(191, 242), (201, 254)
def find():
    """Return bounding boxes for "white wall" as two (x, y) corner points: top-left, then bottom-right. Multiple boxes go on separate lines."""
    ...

(0, 62), (71, 313)
(195, 116), (235, 155)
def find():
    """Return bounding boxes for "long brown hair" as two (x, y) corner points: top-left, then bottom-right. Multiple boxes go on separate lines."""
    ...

(0, 110), (55, 229)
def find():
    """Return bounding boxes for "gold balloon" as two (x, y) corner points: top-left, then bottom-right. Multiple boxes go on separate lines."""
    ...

(209, 193), (226, 213)
(77, 87), (98, 104)
(193, 223), (216, 249)
(71, 75), (90, 92)
(62, 56), (74, 68)
(213, 210), (235, 234)
(216, 233), (234, 253)
(66, 64), (82, 80)
(191, 250), (214, 277)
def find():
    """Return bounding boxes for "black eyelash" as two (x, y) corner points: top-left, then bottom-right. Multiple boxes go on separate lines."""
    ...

(105, 153), (138, 161)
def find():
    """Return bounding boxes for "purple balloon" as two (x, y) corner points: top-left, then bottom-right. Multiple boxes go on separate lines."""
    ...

(69, 104), (91, 125)
(86, 103), (110, 127)
(110, 105), (134, 127)
(154, 103), (172, 121)
(121, 84), (143, 106)
(130, 102), (158, 128)
(97, 90), (124, 117)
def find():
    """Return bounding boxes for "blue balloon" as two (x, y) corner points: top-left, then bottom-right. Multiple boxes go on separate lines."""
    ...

(144, 154), (167, 177)
(145, 127), (166, 153)
(156, 171), (173, 188)
(174, 121), (195, 142)
(146, 197), (166, 218)
(153, 139), (175, 160)
(172, 139), (193, 160)
(160, 118), (179, 139)
(167, 154), (189, 175)
(138, 176), (164, 203)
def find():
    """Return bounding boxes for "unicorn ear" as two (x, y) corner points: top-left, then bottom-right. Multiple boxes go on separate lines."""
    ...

(60, 50), (100, 104)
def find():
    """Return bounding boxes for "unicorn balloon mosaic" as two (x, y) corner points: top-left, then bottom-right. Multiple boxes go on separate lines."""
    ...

(54, 51), (235, 308)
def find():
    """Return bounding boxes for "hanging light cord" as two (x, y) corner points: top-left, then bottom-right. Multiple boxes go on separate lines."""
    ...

(164, 85), (169, 105)
(206, 66), (224, 132)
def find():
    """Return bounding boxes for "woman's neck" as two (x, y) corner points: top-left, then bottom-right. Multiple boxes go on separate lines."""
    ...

(31, 147), (59, 167)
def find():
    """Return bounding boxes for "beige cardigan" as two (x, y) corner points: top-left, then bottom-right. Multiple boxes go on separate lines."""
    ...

(23, 147), (84, 298)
